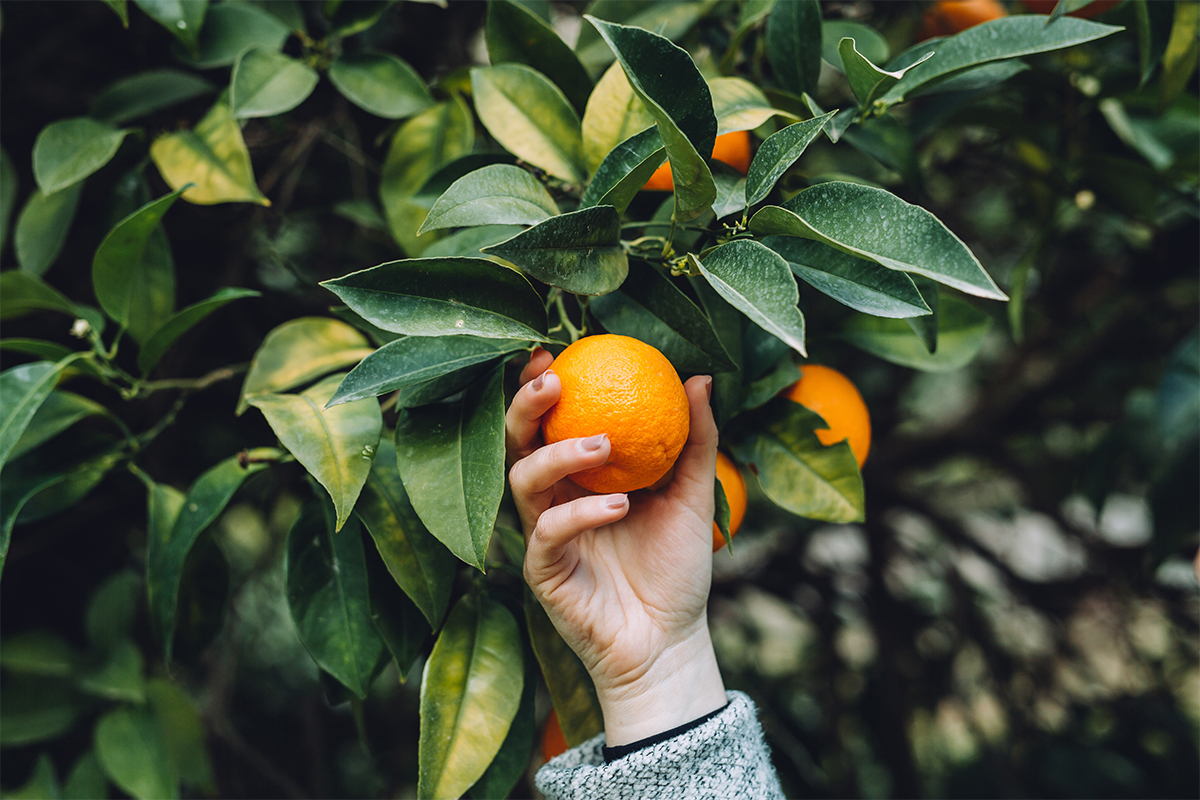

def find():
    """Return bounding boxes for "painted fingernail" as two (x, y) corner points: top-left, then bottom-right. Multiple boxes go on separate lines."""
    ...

(704, 375), (713, 400)
(605, 494), (627, 509)
(582, 434), (607, 451)
(532, 370), (549, 391)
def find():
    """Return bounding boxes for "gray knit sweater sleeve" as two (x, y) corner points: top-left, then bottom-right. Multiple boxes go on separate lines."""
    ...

(534, 691), (784, 800)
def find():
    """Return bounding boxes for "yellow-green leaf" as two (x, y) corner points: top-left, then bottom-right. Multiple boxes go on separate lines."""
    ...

(150, 101), (270, 206)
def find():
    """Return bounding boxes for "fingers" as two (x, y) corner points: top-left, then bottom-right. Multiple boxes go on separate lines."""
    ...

(506, 351), (560, 465)
(524, 492), (630, 587)
(666, 375), (719, 506)
(519, 346), (554, 385)
(509, 434), (611, 524)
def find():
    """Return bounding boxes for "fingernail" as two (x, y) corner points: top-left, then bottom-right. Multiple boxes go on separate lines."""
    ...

(582, 433), (607, 451)
(704, 376), (713, 400)
(605, 494), (627, 509)
(532, 370), (550, 391)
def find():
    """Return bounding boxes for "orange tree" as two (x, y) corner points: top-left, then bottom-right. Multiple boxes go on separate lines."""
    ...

(2, 1), (1196, 798)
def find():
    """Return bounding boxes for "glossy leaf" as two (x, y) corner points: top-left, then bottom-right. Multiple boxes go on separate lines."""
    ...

(587, 16), (716, 221)
(482, 205), (627, 295)
(745, 112), (835, 207)
(750, 182), (1008, 301)
(904, 276), (940, 353)
(357, 437), (456, 627)
(766, 0), (822, 97)
(95, 705), (177, 800)
(146, 451), (274, 659)
(710, 77), (782, 135)
(92, 188), (182, 345)
(822, 19), (889, 69)
(14, 183), (84, 276)
(10, 389), (108, 464)
(231, 48), (318, 118)
(579, 127), (666, 213)
(525, 592), (603, 747)
(365, 532), (432, 680)
(150, 101), (270, 205)
(172, 2), (291, 69)
(691, 240), (807, 357)
(486, 0), (593, 115)
(395, 368), (505, 571)
(590, 259), (737, 374)
(839, 37), (933, 109)
(91, 69), (215, 124)
(0, 360), (69, 473)
(418, 165), (559, 233)
(286, 501), (384, 699)
(133, 0), (207, 55)
(710, 162), (749, 219)
(471, 64), (585, 183)
(420, 225), (526, 260)
(762, 236), (931, 318)
(78, 639), (145, 703)
(575, 0), (709, 74)
(839, 293), (992, 371)
(731, 398), (864, 523)
(247, 375), (381, 531)
(238, 317), (375, 415)
(329, 51), (433, 119)
(146, 679), (215, 793)
(137, 287), (261, 374)
(418, 592), (523, 800)
(328, 336), (526, 407)
(32, 118), (130, 196)
(581, 61), (656, 174)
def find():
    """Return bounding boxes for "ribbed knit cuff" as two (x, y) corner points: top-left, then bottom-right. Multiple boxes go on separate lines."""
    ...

(601, 703), (728, 763)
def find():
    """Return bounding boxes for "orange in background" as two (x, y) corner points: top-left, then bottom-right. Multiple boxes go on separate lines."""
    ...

(920, 0), (1008, 39)
(643, 130), (753, 191)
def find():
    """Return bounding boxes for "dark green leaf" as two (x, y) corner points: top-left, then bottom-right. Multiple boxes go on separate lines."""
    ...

(418, 165), (559, 233)
(95, 705), (177, 800)
(766, 0), (822, 97)
(762, 235), (931, 318)
(741, 356), (801, 412)
(822, 20), (889, 69)
(33, 118), (132, 195)
(172, 2), (291, 69)
(64, 751), (109, 800)
(524, 592), (603, 747)
(78, 639), (145, 703)
(145, 679), (215, 793)
(133, 0), (207, 55)
(286, 501), (384, 699)
(418, 592), (523, 800)
(0, 630), (78, 677)
(839, 37), (933, 109)
(5, 753), (60, 799)
(575, 0), (709, 75)
(839, 293), (992, 371)
(0, 675), (82, 746)
(14, 183), (84, 276)
(421, 225), (526, 259)
(86, 571), (142, 653)
(746, 112), (834, 206)
(710, 161), (749, 220)
(395, 369), (505, 571)
(365, 533), (432, 681)
(10, 389), (107, 464)
(91, 69), (215, 124)
(486, 0), (593, 115)
(691, 240), (807, 357)
(904, 275), (940, 353)
(1157, 332), (1200, 449)
(104, 0), (129, 27)
(230, 48), (319, 119)
(482, 205), (627, 295)
(0, 271), (96, 326)
(328, 51), (433, 119)
(1, 360), (69, 473)
(138, 288), (260, 374)
(580, 127), (666, 213)
(324, 0), (390, 36)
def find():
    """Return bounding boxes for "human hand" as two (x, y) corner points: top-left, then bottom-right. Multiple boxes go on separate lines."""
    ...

(507, 347), (727, 745)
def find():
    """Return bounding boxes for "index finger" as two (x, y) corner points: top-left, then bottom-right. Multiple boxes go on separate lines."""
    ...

(505, 348), (557, 464)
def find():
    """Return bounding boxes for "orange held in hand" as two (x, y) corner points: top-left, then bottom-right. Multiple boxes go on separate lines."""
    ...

(713, 451), (747, 552)
(643, 130), (753, 191)
(542, 334), (690, 494)
(782, 364), (871, 468)
(920, 0), (1007, 39)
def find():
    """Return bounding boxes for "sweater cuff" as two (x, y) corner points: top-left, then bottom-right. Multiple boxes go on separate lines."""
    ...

(601, 703), (728, 763)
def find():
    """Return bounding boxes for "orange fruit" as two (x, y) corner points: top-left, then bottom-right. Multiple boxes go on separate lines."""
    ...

(542, 710), (568, 762)
(713, 451), (747, 552)
(920, 0), (1007, 39)
(1020, 0), (1118, 17)
(643, 130), (753, 191)
(782, 365), (871, 467)
(542, 334), (689, 494)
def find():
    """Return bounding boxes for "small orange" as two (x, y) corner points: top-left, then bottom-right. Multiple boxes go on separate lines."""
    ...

(782, 365), (871, 467)
(1020, 0), (1118, 18)
(643, 130), (753, 191)
(920, 0), (1007, 39)
(542, 709), (568, 762)
(713, 451), (747, 552)
(542, 335), (689, 494)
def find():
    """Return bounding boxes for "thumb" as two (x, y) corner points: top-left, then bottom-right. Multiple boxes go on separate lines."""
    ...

(666, 376), (718, 512)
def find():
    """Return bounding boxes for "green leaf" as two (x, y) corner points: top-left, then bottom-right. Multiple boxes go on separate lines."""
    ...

(587, 16), (716, 221)
(322, 256), (549, 341)
(575, 0), (710, 75)
(822, 19), (889, 69)
(471, 64), (585, 183)
(324, 0), (390, 36)
(762, 236), (932, 318)
(133, 0), (207, 55)
(486, 0), (593, 115)
(731, 398), (864, 523)
(579, 126), (666, 213)
(230, 48), (319, 119)
(150, 101), (270, 205)
(883, 16), (1123, 103)
(418, 592), (523, 800)
(1161, 1), (1200, 108)
(581, 61), (656, 174)
(328, 51), (433, 119)
(750, 182), (1008, 301)
(904, 276), (939, 353)
(327, 336), (526, 407)
(745, 112), (835, 207)
(839, 293), (992, 371)
(365, 531), (432, 680)
(591, 259), (737, 374)
(94, 705), (177, 800)
(14, 183), (84, 276)
(766, 0), (822, 97)
(1, 147), (16, 252)
(418, 165), (559, 234)
(482, 205), (627, 295)
(238, 317), (375, 415)
(92, 188), (183, 345)
(1, 360), (67, 473)
(421, 225), (526, 260)
(691, 239), (807, 357)
(286, 501), (384, 699)
(145, 679), (215, 793)
(146, 452), (274, 659)
(104, 0), (129, 27)
(137, 287), (260, 374)
(710, 76), (783, 135)
(395, 369), (506, 571)
(5, 753), (61, 800)
(33, 117), (132, 195)
(839, 37), (934, 109)
(524, 592), (603, 747)
(0, 675), (83, 746)
(247, 375), (381, 531)
(85, 571), (142, 653)
(710, 161), (749, 219)
(10, 389), (108, 464)
(91, 69), (215, 125)
(78, 639), (145, 703)
(0, 630), (78, 677)
(171, 2), (291, 69)
(357, 437), (456, 627)
(64, 751), (109, 800)
(467, 662), (535, 800)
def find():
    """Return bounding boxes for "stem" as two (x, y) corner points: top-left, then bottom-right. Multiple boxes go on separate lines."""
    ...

(553, 292), (582, 342)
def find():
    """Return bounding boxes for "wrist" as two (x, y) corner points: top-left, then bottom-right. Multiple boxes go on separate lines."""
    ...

(593, 626), (727, 746)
